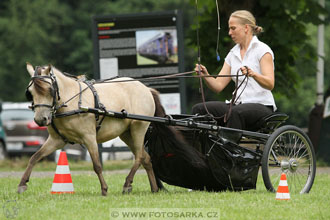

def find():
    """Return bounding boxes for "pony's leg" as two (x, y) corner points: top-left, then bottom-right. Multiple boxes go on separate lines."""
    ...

(84, 137), (108, 196)
(119, 131), (141, 193)
(120, 123), (159, 193)
(140, 149), (159, 193)
(18, 137), (64, 194)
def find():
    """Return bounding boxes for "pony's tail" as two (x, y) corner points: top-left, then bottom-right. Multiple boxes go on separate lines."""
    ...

(149, 88), (187, 143)
(150, 89), (166, 117)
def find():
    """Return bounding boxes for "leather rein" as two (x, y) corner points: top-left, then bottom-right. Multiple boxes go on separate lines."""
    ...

(26, 66), (247, 144)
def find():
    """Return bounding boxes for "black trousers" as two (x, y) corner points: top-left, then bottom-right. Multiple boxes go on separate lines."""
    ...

(192, 101), (274, 130)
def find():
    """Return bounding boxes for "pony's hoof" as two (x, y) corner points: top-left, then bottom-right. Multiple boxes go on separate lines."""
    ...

(152, 187), (160, 193)
(122, 186), (132, 194)
(101, 186), (108, 196)
(17, 185), (27, 194)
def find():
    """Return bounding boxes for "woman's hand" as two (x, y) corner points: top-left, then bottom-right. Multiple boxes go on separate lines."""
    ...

(195, 64), (209, 76)
(240, 66), (256, 77)
(240, 52), (275, 90)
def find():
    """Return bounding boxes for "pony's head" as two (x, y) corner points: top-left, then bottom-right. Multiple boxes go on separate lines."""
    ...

(26, 63), (60, 126)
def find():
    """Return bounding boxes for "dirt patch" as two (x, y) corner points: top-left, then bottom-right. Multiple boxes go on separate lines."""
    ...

(0, 169), (145, 178)
(1, 167), (329, 178)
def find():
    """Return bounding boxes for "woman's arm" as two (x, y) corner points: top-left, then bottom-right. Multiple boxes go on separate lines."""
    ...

(242, 52), (275, 90)
(195, 62), (232, 94)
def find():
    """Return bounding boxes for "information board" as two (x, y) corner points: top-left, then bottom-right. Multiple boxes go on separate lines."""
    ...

(92, 11), (185, 113)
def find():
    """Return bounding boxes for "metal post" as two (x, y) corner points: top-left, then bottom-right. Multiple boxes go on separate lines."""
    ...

(316, 0), (325, 105)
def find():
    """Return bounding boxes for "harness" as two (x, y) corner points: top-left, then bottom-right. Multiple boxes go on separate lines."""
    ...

(26, 67), (106, 144)
(25, 60), (249, 144)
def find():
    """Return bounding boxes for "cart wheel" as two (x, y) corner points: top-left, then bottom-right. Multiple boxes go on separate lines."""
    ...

(261, 125), (316, 194)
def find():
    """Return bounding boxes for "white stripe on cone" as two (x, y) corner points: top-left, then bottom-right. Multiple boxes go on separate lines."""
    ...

(279, 180), (288, 186)
(276, 192), (290, 200)
(55, 165), (71, 174)
(51, 183), (74, 192)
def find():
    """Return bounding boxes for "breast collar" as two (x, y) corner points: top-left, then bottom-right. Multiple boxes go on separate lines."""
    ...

(26, 68), (106, 144)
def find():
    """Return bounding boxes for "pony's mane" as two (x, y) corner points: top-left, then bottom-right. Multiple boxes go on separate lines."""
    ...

(62, 71), (79, 79)
(31, 65), (81, 96)
(36, 65), (80, 80)
(52, 66), (78, 79)
(55, 66), (88, 81)
(31, 78), (51, 95)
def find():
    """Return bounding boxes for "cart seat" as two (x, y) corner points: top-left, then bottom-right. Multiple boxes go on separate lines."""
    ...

(255, 113), (289, 134)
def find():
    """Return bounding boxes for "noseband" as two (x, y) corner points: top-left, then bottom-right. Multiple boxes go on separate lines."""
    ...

(25, 66), (61, 113)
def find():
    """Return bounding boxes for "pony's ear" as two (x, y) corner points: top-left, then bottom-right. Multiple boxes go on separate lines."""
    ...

(26, 62), (34, 77)
(44, 64), (52, 75)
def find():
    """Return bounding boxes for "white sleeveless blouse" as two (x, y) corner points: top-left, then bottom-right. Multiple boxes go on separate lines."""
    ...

(224, 36), (277, 111)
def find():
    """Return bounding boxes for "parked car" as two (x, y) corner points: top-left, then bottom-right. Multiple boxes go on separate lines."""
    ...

(0, 102), (7, 160)
(1, 102), (86, 161)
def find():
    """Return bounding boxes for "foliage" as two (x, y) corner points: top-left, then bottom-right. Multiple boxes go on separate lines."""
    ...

(0, 0), (194, 101)
(0, 0), (72, 101)
(0, 0), (328, 127)
(274, 76), (316, 127)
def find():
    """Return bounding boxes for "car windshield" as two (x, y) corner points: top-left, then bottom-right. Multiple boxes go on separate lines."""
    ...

(1, 109), (34, 121)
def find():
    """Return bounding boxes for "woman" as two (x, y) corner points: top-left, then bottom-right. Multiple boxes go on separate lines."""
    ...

(192, 10), (276, 130)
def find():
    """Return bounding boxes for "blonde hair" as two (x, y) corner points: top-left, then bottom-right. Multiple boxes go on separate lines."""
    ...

(230, 10), (263, 35)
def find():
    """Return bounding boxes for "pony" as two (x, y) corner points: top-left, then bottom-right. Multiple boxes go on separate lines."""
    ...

(18, 63), (164, 196)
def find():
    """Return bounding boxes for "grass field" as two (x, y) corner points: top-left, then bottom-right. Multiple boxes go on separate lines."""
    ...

(1, 162), (330, 220)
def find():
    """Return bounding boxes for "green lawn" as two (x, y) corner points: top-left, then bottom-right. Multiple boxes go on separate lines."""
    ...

(1, 172), (330, 220)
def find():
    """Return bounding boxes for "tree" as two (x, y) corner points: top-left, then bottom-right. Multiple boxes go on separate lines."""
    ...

(0, 0), (71, 101)
(0, 0), (327, 127)
(0, 0), (194, 101)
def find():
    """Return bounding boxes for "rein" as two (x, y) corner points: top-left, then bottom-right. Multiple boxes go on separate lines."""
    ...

(26, 67), (246, 114)
(195, 0), (215, 118)
(26, 66), (248, 144)
(224, 67), (249, 123)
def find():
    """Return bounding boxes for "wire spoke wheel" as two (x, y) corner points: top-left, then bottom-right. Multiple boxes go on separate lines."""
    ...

(262, 125), (316, 194)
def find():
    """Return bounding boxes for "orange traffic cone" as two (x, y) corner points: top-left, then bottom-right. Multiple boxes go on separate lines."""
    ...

(275, 172), (290, 200)
(51, 151), (74, 194)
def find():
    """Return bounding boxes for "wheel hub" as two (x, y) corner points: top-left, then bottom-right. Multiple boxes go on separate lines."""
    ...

(281, 159), (299, 173)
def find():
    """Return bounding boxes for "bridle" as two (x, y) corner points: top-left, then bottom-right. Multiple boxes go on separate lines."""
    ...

(25, 66), (61, 113)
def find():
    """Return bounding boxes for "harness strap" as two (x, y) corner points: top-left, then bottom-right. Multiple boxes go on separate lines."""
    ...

(78, 81), (83, 108)
(51, 80), (108, 144)
(84, 80), (106, 132)
(54, 109), (87, 118)
(84, 81), (101, 120)
(51, 120), (75, 144)
(50, 81), (84, 144)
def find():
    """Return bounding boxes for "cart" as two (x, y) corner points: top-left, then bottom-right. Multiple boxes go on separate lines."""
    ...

(144, 113), (316, 193)
(82, 107), (316, 193)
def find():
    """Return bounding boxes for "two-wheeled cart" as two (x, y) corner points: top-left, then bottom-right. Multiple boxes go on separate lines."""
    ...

(81, 106), (316, 193)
